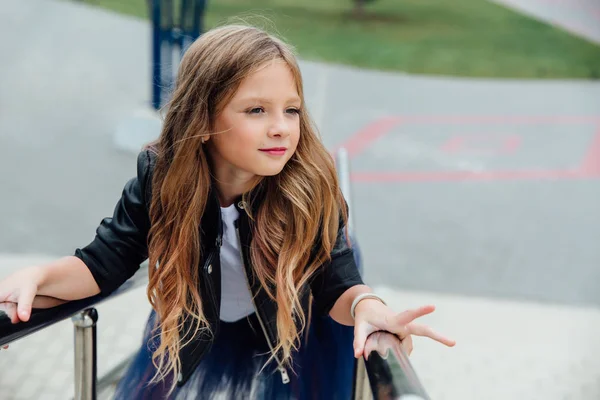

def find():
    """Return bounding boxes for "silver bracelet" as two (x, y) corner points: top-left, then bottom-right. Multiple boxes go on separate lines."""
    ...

(350, 293), (387, 320)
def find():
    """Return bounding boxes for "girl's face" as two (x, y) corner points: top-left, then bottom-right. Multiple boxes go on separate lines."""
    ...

(208, 60), (301, 185)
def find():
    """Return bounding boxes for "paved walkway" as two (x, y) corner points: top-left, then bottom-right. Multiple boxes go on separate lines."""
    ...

(0, 0), (599, 399)
(490, 0), (600, 44)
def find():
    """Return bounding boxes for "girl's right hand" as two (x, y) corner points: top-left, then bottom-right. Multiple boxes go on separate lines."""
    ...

(0, 266), (44, 324)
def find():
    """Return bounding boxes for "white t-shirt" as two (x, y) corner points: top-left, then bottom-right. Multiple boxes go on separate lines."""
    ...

(218, 204), (255, 322)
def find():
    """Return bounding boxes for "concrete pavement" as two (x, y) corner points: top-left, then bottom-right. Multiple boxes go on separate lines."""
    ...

(490, 0), (600, 44)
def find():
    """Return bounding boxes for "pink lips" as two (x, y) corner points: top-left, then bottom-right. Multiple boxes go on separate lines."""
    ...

(259, 147), (287, 156)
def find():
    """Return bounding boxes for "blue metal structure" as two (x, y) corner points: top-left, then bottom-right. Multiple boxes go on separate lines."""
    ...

(149, 0), (207, 110)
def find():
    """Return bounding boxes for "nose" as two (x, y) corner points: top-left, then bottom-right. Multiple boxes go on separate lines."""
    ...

(267, 114), (291, 139)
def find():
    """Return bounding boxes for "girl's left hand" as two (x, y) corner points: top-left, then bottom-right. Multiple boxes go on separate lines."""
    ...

(352, 300), (455, 359)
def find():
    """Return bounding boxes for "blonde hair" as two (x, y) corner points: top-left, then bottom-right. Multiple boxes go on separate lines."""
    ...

(146, 24), (347, 392)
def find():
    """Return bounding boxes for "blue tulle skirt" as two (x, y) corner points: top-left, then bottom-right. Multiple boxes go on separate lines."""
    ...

(114, 241), (362, 400)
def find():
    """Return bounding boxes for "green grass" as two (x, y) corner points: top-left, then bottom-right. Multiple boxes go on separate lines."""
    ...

(80, 0), (600, 79)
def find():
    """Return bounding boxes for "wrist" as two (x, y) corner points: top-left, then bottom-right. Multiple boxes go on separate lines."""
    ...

(350, 292), (386, 319)
(353, 298), (382, 316)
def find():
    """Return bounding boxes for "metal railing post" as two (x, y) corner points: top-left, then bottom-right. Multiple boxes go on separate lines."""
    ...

(354, 356), (373, 400)
(336, 147), (354, 232)
(150, 0), (162, 110)
(72, 308), (98, 400)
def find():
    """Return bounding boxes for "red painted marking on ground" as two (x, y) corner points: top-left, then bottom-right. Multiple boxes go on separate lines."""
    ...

(441, 134), (521, 154)
(578, 130), (600, 176)
(339, 115), (600, 183)
(336, 116), (600, 159)
(334, 117), (401, 158)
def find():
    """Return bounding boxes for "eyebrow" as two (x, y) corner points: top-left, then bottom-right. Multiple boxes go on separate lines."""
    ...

(239, 96), (302, 105)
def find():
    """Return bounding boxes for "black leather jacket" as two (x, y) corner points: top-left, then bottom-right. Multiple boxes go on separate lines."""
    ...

(74, 150), (363, 386)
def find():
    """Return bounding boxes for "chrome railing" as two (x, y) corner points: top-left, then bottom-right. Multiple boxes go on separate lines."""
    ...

(0, 148), (432, 399)
(336, 147), (355, 232)
(337, 149), (432, 400)
(0, 266), (148, 400)
(355, 331), (431, 399)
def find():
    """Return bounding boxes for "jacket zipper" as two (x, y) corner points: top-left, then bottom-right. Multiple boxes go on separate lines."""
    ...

(178, 249), (219, 385)
(204, 258), (219, 315)
(236, 227), (290, 384)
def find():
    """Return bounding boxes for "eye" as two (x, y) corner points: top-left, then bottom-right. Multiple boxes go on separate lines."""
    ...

(286, 108), (300, 115)
(247, 107), (265, 114)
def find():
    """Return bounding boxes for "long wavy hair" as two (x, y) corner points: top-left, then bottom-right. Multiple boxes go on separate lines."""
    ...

(145, 24), (348, 390)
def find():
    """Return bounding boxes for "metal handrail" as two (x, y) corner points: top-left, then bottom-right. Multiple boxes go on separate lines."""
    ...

(356, 331), (431, 399)
(337, 149), (432, 400)
(0, 266), (149, 400)
(336, 147), (355, 232)
(0, 266), (148, 348)
(0, 148), (432, 399)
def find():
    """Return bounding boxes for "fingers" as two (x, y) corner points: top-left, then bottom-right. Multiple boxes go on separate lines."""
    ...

(16, 285), (36, 323)
(362, 331), (384, 361)
(353, 324), (369, 359)
(401, 335), (413, 356)
(407, 322), (456, 347)
(394, 305), (436, 327)
(356, 304), (455, 360)
(390, 305), (456, 348)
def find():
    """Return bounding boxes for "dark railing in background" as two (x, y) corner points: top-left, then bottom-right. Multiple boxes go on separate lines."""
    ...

(0, 148), (432, 400)
(149, 0), (207, 110)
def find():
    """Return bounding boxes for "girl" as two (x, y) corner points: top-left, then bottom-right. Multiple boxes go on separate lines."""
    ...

(0, 24), (454, 399)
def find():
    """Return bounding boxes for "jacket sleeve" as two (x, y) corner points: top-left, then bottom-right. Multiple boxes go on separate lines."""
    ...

(73, 150), (153, 294)
(309, 212), (364, 316)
